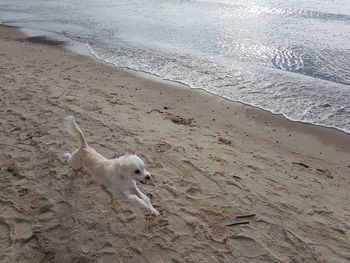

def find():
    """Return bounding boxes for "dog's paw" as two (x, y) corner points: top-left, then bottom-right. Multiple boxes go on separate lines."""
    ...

(58, 153), (71, 164)
(63, 153), (71, 161)
(153, 209), (160, 216)
(149, 208), (160, 216)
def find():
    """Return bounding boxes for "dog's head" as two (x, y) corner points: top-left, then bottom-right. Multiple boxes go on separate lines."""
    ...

(118, 148), (152, 184)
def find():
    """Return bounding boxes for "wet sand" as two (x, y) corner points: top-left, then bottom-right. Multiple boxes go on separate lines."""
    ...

(0, 25), (349, 263)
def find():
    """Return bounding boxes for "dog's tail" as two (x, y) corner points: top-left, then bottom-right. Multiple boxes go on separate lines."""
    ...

(65, 116), (88, 148)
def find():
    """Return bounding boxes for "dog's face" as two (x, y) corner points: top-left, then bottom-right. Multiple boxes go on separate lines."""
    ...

(118, 149), (152, 184)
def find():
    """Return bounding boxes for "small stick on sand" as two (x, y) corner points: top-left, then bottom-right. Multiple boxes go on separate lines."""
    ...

(236, 213), (256, 219)
(227, 221), (250, 227)
(226, 214), (256, 227)
(61, 65), (78, 72)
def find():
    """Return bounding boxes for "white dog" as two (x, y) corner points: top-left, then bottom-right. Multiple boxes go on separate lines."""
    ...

(63, 116), (159, 215)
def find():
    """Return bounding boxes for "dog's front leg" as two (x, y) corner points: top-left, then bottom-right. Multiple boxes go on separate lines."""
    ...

(123, 194), (159, 215)
(133, 186), (159, 215)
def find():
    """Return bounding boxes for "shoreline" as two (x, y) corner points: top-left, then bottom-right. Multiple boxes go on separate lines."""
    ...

(9, 23), (350, 136)
(1, 25), (350, 262)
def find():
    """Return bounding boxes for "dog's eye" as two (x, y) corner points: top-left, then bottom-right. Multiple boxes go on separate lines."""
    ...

(134, 169), (140, 174)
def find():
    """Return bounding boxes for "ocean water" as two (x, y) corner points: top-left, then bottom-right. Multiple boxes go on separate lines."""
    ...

(1, 0), (349, 132)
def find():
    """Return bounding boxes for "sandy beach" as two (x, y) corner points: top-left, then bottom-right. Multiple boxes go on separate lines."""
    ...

(0, 25), (350, 262)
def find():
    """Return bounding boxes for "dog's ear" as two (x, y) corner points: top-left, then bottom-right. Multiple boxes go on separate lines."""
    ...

(126, 147), (136, 155)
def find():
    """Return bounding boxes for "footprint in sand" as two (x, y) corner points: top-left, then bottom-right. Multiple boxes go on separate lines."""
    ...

(218, 137), (232, 145)
(38, 208), (55, 222)
(167, 214), (191, 236)
(37, 200), (74, 223)
(315, 168), (333, 179)
(51, 200), (73, 218)
(160, 184), (179, 200)
(97, 253), (122, 263)
(154, 141), (172, 153)
(185, 185), (202, 196)
(208, 224), (234, 244)
(0, 221), (11, 254)
(11, 220), (33, 242)
(226, 235), (265, 258)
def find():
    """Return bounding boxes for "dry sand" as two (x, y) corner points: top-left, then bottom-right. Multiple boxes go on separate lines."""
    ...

(0, 25), (349, 263)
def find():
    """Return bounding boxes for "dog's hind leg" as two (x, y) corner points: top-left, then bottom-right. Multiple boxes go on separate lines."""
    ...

(63, 151), (82, 170)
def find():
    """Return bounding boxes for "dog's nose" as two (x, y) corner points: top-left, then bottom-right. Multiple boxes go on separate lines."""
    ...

(145, 174), (151, 180)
